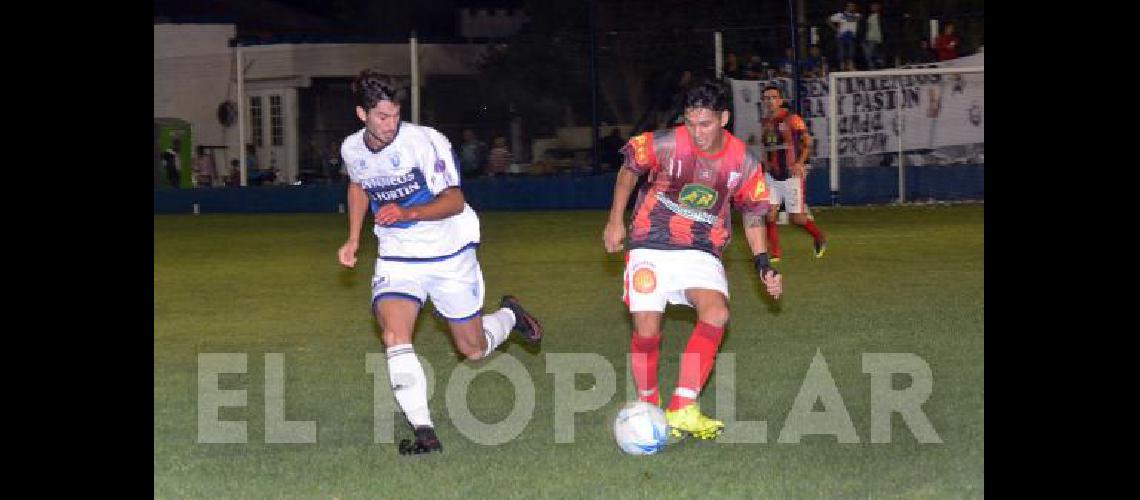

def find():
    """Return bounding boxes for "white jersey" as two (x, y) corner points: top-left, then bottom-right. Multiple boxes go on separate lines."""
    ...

(342, 123), (480, 260)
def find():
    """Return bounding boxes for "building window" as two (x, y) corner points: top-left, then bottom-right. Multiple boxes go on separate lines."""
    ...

(250, 96), (263, 147)
(270, 95), (284, 146)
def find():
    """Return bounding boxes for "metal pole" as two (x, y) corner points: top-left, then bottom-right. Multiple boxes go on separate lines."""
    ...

(831, 66), (983, 78)
(787, 0), (801, 113)
(236, 43), (247, 187)
(897, 75), (904, 204)
(410, 32), (420, 124)
(590, 0), (599, 171)
(714, 31), (723, 79)
(828, 71), (839, 205)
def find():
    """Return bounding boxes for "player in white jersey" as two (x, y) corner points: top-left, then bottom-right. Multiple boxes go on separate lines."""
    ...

(336, 70), (544, 455)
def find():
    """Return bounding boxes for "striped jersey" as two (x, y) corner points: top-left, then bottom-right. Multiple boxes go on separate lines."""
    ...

(761, 109), (809, 181)
(622, 126), (771, 258)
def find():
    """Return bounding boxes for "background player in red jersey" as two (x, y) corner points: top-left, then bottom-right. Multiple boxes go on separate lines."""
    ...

(603, 79), (782, 440)
(760, 85), (827, 261)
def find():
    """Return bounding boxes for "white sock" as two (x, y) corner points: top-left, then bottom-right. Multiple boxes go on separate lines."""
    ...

(481, 308), (516, 357)
(386, 344), (432, 428)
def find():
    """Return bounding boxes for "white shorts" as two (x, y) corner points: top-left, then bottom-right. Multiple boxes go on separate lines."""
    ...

(623, 248), (729, 312)
(766, 173), (808, 214)
(371, 246), (485, 322)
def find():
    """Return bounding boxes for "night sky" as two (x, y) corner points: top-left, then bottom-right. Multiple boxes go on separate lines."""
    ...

(154, 0), (524, 38)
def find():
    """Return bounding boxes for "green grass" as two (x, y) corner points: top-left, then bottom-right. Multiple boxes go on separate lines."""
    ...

(154, 204), (983, 499)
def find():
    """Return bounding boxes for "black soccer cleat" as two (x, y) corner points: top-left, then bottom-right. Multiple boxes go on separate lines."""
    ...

(500, 295), (543, 345)
(398, 426), (442, 456)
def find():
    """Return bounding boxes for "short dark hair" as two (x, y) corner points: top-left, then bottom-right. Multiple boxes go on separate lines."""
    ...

(762, 85), (783, 97)
(682, 78), (730, 112)
(352, 70), (405, 111)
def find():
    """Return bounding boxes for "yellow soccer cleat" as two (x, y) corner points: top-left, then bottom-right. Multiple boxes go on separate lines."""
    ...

(665, 403), (724, 440)
(813, 239), (827, 259)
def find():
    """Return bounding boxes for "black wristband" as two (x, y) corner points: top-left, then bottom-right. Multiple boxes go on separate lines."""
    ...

(753, 253), (779, 276)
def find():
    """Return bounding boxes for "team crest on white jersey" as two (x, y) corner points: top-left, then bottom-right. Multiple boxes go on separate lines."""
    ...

(351, 159), (367, 178)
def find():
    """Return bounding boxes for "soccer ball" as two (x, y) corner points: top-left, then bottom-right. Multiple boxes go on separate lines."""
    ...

(613, 401), (669, 455)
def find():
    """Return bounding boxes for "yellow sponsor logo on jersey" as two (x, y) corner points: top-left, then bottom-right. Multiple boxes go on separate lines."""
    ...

(751, 176), (767, 201)
(631, 133), (651, 166)
(679, 183), (718, 210)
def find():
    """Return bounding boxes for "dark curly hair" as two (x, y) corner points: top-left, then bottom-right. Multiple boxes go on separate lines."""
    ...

(682, 78), (730, 112)
(352, 70), (405, 111)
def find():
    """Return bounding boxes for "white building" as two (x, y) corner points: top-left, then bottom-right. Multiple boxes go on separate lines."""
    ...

(154, 23), (490, 185)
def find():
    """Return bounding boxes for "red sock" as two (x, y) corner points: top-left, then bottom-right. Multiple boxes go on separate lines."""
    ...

(668, 322), (725, 411)
(630, 333), (661, 405)
(765, 220), (781, 256)
(801, 219), (824, 243)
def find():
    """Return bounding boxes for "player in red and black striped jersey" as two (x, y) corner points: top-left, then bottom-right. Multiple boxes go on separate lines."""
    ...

(761, 85), (827, 261)
(603, 79), (783, 440)
(619, 122), (765, 258)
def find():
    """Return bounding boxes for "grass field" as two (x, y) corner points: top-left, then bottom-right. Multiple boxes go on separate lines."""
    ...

(154, 204), (983, 499)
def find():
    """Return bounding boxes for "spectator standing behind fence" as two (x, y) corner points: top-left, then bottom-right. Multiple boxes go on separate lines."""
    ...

(486, 136), (513, 176)
(193, 146), (217, 187)
(162, 139), (181, 188)
(743, 55), (767, 79)
(802, 46), (824, 78)
(776, 48), (796, 78)
(723, 52), (743, 80)
(458, 129), (488, 178)
(859, 1), (886, 69)
(829, 2), (861, 71)
(933, 21), (961, 61)
(226, 159), (241, 186)
(245, 144), (258, 177)
(905, 39), (936, 65)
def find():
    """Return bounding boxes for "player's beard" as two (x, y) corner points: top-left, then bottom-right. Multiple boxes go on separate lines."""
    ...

(365, 125), (398, 150)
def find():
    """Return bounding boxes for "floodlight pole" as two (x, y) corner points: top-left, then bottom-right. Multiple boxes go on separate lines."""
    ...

(590, 0), (600, 170)
(236, 42), (247, 187)
(410, 32), (420, 124)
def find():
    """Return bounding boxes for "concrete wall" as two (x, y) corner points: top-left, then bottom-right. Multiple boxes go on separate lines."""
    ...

(153, 165), (985, 213)
(155, 23), (489, 185)
(154, 24), (238, 172)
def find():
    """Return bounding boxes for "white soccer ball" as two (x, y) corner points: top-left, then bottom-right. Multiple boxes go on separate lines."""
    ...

(613, 401), (669, 455)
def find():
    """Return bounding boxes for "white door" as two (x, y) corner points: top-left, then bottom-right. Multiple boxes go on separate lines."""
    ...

(247, 90), (297, 184)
